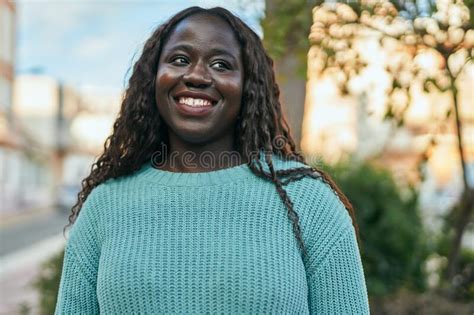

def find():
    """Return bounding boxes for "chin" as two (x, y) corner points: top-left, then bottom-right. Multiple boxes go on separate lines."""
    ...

(175, 129), (216, 144)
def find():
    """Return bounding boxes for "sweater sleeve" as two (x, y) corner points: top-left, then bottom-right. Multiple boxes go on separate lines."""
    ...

(55, 190), (102, 314)
(307, 226), (370, 314)
(296, 179), (370, 314)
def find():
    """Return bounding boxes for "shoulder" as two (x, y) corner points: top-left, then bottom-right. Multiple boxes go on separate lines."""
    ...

(77, 163), (151, 220)
(67, 183), (112, 247)
(285, 171), (352, 229)
(270, 154), (308, 170)
(75, 178), (119, 226)
(269, 154), (353, 230)
(272, 156), (355, 261)
(82, 181), (111, 208)
(85, 164), (146, 203)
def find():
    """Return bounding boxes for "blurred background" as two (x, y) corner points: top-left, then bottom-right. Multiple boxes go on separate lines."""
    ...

(0, 0), (473, 314)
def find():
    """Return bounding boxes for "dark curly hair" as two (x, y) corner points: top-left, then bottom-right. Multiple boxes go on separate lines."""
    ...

(64, 6), (358, 262)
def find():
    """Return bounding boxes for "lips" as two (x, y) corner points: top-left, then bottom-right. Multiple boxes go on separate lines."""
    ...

(173, 96), (215, 107)
(171, 95), (220, 117)
(173, 91), (219, 105)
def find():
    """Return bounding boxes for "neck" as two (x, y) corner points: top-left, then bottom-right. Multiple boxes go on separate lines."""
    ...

(160, 132), (247, 173)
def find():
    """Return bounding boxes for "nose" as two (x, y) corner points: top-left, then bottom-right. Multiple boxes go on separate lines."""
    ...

(183, 60), (212, 88)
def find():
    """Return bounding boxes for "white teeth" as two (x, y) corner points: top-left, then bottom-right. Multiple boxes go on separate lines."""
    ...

(178, 97), (213, 107)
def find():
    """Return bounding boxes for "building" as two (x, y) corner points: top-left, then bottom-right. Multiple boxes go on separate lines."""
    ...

(0, 0), (14, 116)
(11, 74), (114, 212)
(0, 0), (18, 214)
(0, 2), (53, 216)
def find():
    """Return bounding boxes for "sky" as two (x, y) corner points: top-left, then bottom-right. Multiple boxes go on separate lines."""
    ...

(16, 0), (264, 91)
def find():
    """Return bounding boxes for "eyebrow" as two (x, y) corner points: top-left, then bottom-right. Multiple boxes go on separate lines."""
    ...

(166, 43), (238, 62)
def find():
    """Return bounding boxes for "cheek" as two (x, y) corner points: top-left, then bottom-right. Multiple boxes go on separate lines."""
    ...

(156, 63), (184, 92)
(225, 79), (243, 119)
(154, 71), (175, 119)
(155, 71), (175, 94)
(220, 76), (243, 101)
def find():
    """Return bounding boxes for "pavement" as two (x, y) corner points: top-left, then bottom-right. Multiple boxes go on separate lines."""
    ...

(0, 207), (69, 314)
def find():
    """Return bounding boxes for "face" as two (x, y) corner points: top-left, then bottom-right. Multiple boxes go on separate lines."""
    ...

(155, 13), (244, 147)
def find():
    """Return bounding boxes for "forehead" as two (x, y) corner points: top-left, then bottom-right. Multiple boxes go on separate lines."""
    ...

(163, 14), (241, 54)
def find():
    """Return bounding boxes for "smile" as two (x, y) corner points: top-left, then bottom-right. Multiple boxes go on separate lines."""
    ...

(172, 96), (220, 117)
(177, 97), (214, 107)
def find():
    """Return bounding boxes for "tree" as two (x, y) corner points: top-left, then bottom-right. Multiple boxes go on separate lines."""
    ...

(259, 0), (440, 148)
(260, 0), (326, 146)
(260, 0), (472, 288)
(308, 0), (473, 284)
(261, 0), (447, 77)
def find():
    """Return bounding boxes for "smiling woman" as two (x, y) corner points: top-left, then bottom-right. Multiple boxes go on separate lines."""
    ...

(155, 13), (243, 151)
(55, 6), (370, 314)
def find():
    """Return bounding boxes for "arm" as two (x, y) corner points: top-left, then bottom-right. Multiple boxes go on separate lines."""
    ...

(307, 226), (370, 314)
(292, 178), (369, 314)
(55, 192), (102, 314)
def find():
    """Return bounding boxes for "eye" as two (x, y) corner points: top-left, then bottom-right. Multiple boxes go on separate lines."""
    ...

(170, 56), (189, 65)
(211, 61), (231, 71)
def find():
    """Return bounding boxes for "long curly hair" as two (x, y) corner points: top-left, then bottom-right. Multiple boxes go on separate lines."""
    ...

(65, 6), (358, 261)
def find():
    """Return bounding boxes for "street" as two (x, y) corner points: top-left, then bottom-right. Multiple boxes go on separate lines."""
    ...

(0, 208), (69, 314)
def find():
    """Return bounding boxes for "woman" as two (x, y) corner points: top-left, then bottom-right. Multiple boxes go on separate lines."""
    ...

(55, 6), (369, 314)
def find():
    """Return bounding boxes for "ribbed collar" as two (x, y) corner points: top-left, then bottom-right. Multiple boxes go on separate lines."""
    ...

(135, 160), (255, 186)
(133, 152), (307, 187)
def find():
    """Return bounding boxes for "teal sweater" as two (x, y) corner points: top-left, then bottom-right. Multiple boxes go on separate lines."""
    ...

(55, 156), (370, 314)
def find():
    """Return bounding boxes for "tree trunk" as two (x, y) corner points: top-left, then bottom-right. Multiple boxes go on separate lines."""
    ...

(274, 56), (306, 150)
(263, 0), (307, 150)
(445, 190), (474, 282)
(444, 68), (473, 282)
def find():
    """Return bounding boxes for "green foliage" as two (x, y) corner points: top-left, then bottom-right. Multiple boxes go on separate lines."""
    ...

(455, 249), (474, 301)
(465, 0), (474, 27)
(315, 159), (428, 297)
(17, 302), (31, 315)
(260, 0), (322, 78)
(259, 0), (439, 79)
(32, 249), (64, 315)
(434, 220), (474, 301)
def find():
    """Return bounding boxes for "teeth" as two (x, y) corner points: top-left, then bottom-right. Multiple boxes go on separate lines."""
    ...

(178, 97), (213, 107)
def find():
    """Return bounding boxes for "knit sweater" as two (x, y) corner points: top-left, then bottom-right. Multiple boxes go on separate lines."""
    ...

(55, 156), (370, 314)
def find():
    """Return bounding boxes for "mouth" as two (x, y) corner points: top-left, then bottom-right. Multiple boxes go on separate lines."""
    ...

(173, 96), (219, 107)
(171, 96), (221, 117)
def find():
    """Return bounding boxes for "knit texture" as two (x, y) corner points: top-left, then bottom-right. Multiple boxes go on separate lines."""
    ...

(55, 156), (370, 314)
